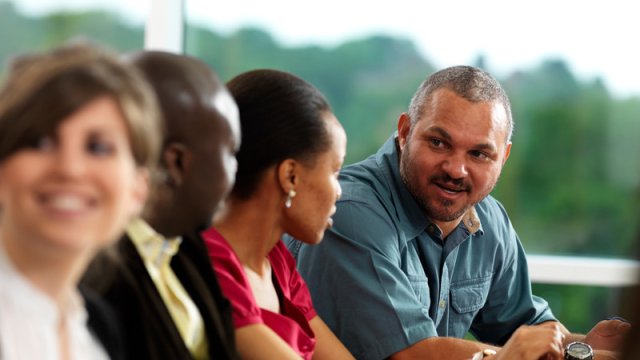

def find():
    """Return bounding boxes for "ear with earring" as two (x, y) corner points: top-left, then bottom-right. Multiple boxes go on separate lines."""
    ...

(285, 189), (297, 208)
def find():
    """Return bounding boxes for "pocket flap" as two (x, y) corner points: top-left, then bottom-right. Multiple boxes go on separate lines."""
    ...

(450, 277), (491, 313)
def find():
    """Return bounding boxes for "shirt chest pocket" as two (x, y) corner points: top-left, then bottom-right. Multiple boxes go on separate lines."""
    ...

(450, 276), (492, 314)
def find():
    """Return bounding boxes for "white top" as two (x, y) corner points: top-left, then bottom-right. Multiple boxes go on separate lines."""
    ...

(0, 242), (110, 360)
(243, 261), (280, 314)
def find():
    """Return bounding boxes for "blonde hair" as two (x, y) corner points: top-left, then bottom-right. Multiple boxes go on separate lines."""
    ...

(0, 40), (161, 168)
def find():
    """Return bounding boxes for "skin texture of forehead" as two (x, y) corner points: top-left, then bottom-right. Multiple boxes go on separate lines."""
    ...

(421, 88), (511, 146)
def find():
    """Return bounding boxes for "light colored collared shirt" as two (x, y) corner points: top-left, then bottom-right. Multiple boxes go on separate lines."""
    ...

(286, 135), (555, 359)
(0, 241), (109, 360)
(127, 218), (209, 360)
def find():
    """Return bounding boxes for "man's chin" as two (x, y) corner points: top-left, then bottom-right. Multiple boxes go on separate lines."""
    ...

(426, 204), (469, 223)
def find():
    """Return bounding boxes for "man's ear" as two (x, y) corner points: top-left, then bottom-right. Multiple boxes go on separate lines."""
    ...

(163, 143), (191, 188)
(276, 159), (298, 194)
(502, 142), (512, 166)
(397, 112), (412, 150)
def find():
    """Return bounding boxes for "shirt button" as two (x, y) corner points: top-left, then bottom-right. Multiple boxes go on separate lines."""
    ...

(439, 300), (446, 309)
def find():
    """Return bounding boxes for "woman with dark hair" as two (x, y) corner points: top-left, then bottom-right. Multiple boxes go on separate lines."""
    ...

(203, 69), (354, 359)
(0, 42), (160, 360)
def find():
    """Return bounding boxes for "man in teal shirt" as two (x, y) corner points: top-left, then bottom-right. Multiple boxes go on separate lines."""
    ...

(287, 66), (628, 359)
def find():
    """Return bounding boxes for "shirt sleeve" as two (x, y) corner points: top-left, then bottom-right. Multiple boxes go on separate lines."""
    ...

(202, 228), (263, 329)
(470, 200), (556, 345)
(291, 197), (437, 360)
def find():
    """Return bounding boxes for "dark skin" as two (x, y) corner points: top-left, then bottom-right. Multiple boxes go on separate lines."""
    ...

(78, 52), (241, 360)
(130, 51), (241, 237)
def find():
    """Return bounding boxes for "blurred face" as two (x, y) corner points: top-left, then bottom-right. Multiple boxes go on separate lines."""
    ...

(186, 90), (240, 223)
(286, 114), (346, 244)
(0, 96), (148, 259)
(398, 88), (511, 229)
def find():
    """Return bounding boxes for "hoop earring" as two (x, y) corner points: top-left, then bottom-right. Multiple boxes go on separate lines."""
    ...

(285, 189), (297, 208)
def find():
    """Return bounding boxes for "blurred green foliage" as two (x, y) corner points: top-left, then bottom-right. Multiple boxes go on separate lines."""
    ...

(185, 25), (432, 163)
(0, 2), (143, 54)
(1, 0), (638, 335)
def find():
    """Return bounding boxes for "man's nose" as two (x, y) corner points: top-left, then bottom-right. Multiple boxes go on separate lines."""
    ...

(441, 153), (468, 179)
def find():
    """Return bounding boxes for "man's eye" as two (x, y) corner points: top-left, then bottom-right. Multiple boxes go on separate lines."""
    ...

(470, 150), (489, 160)
(429, 138), (444, 147)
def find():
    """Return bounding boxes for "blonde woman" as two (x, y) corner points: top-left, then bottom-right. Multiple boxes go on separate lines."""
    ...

(0, 42), (160, 360)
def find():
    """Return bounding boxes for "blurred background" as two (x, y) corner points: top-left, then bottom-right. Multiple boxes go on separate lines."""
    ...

(3, 0), (639, 335)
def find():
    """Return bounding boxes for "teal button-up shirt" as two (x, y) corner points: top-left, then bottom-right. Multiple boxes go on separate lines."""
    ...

(286, 135), (555, 360)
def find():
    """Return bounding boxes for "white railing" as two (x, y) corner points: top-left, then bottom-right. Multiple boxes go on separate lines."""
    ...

(528, 255), (640, 286)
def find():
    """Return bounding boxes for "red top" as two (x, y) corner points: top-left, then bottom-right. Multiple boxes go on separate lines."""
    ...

(202, 228), (317, 359)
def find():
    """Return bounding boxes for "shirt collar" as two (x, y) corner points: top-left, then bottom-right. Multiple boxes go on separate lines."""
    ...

(376, 134), (483, 240)
(462, 206), (482, 235)
(127, 218), (182, 268)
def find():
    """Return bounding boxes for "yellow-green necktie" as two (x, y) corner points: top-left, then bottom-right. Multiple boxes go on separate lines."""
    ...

(128, 220), (209, 359)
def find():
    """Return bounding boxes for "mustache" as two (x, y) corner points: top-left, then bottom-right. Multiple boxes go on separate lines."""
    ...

(429, 173), (471, 192)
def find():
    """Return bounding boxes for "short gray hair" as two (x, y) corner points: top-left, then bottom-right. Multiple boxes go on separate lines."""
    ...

(407, 65), (513, 142)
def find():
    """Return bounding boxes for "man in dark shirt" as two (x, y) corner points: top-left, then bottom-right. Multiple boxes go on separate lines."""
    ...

(83, 51), (240, 360)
